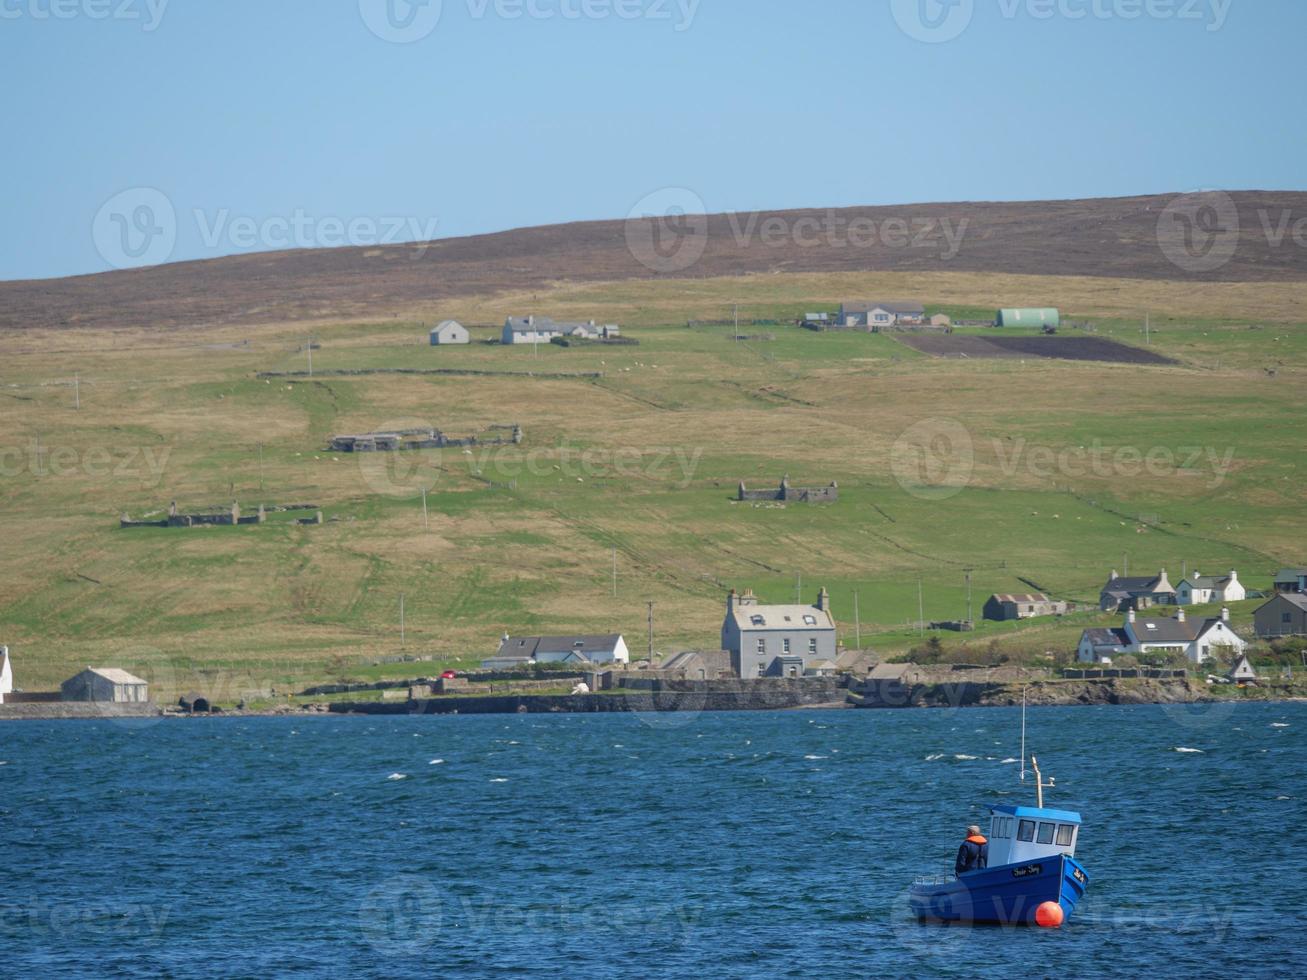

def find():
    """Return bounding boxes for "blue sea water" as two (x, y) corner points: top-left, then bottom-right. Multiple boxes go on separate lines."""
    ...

(2, 702), (1305, 978)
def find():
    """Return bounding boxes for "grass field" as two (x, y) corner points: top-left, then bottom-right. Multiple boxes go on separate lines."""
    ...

(2, 269), (1305, 701)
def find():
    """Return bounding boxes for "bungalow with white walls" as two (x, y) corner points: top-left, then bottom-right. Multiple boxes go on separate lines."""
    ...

(1176, 570), (1245, 606)
(1077, 607), (1246, 665)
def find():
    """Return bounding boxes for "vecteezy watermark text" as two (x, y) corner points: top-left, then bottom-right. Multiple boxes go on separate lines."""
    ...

(1158, 190), (1307, 274)
(0, 0), (170, 30)
(0, 441), (171, 486)
(890, 419), (1237, 500)
(358, 0), (699, 43)
(92, 187), (439, 270)
(892, 0), (1233, 44)
(624, 187), (969, 274)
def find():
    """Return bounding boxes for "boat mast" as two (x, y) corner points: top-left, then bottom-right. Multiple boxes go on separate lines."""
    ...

(1019, 686), (1027, 784)
(1031, 755), (1055, 809)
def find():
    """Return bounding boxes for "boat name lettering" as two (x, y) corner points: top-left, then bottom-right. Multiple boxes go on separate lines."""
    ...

(1012, 864), (1043, 878)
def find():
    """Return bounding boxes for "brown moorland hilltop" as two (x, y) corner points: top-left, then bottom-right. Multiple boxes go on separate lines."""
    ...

(2, 191), (1304, 333)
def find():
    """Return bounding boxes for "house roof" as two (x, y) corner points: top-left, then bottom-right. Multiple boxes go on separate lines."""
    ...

(867, 662), (916, 681)
(1131, 617), (1199, 644)
(660, 650), (732, 672)
(1103, 574), (1170, 593)
(431, 320), (463, 333)
(1082, 628), (1130, 648)
(79, 667), (148, 686)
(1264, 593), (1307, 612)
(1274, 567), (1307, 582)
(989, 593), (1051, 604)
(498, 634), (623, 659)
(727, 603), (834, 632)
(1182, 573), (1234, 590)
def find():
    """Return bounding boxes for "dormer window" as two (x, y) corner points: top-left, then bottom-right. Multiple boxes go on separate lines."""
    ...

(751, 615), (765, 626)
(803, 615), (817, 626)
(1145, 623), (1157, 630)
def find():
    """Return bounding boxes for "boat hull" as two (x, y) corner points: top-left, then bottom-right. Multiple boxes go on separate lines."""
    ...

(908, 854), (1089, 926)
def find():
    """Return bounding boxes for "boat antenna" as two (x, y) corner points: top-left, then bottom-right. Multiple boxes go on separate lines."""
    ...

(1019, 685), (1029, 783)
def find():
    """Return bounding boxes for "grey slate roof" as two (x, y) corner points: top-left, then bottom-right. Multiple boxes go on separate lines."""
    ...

(1272, 594), (1307, 611)
(990, 593), (1051, 604)
(1082, 628), (1130, 647)
(1274, 568), (1307, 582)
(728, 603), (834, 632)
(1131, 617), (1199, 643)
(496, 634), (623, 659)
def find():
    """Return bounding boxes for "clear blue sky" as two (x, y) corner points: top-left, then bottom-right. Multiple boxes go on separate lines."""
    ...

(2, 0), (1303, 280)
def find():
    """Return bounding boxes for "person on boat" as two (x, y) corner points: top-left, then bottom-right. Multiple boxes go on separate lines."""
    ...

(955, 825), (989, 876)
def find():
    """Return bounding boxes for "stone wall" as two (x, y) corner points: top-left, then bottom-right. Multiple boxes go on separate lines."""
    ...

(738, 476), (839, 504)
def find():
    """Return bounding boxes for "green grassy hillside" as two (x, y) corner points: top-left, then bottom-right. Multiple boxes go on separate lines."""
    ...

(2, 270), (1304, 700)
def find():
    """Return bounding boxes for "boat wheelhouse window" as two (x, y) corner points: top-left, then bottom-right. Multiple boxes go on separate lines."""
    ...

(1037, 822), (1056, 845)
(1017, 819), (1036, 842)
(1056, 824), (1075, 846)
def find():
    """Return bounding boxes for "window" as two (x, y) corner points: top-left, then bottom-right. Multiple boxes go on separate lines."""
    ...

(756, 638), (766, 653)
(1056, 825), (1075, 847)
(1285, 613), (1294, 624)
(803, 615), (817, 626)
(751, 615), (766, 626)
(1017, 820), (1036, 842)
(1037, 822), (1056, 845)
(783, 639), (791, 654)
(808, 638), (818, 654)
(757, 662), (766, 675)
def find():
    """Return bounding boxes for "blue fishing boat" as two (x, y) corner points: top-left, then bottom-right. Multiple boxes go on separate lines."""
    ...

(908, 756), (1090, 927)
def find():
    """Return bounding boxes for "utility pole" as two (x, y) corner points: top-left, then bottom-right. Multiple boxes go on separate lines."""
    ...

(400, 593), (406, 646)
(733, 303), (739, 338)
(965, 569), (974, 625)
(1124, 553), (1129, 577)
(918, 578), (925, 637)
(611, 547), (617, 598)
(796, 572), (802, 604)
(1145, 313), (1151, 346)
(258, 442), (264, 491)
(854, 590), (861, 650)
(307, 337), (313, 377)
(73, 374), (80, 410)
(647, 601), (655, 666)
(421, 487), (429, 531)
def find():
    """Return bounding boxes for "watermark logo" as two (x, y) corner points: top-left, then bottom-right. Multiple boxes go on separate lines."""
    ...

(625, 187), (709, 273)
(360, 876), (443, 956)
(1157, 190), (1240, 273)
(194, 208), (439, 254)
(892, 0), (975, 43)
(93, 187), (177, 270)
(890, 419), (975, 501)
(359, 0), (444, 43)
(353, 419), (446, 499)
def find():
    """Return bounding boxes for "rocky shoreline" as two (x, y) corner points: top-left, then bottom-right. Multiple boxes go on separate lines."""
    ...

(3, 677), (1301, 721)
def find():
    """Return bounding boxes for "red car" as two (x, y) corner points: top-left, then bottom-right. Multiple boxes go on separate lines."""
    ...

(440, 670), (459, 680)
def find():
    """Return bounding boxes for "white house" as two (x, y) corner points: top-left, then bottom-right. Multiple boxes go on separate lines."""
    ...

(838, 301), (926, 329)
(502, 316), (617, 345)
(1077, 608), (1247, 665)
(1176, 570), (1245, 606)
(429, 320), (470, 345)
(0, 646), (12, 704)
(483, 634), (630, 670)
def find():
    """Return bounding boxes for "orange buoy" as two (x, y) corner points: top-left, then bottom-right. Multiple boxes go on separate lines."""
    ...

(1035, 901), (1065, 928)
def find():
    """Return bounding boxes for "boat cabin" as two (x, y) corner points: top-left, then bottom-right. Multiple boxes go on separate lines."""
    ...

(986, 804), (1082, 866)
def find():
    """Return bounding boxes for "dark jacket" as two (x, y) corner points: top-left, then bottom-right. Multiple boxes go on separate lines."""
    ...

(955, 835), (989, 876)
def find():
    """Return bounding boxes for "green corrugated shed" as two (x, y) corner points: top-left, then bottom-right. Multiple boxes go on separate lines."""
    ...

(997, 308), (1060, 328)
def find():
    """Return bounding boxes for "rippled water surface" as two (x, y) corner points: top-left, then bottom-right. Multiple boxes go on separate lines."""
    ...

(3, 703), (1305, 977)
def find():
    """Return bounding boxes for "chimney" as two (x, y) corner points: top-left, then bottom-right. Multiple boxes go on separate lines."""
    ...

(527, 315), (534, 327)
(1127, 608), (1136, 624)
(1110, 569), (1118, 581)
(1222, 607), (1231, 623)
(817, 587), (830, 613)
(1176, 608), (1186, 623)
(727, 588), (737, 612)
(1228, 570), (1238, 582)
